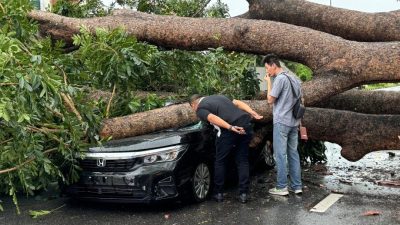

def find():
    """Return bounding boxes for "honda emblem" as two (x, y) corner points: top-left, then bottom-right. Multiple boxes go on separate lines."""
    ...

(97, 159), (106, 167)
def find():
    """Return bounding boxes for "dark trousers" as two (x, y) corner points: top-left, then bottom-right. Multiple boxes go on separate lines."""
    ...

(213, 125), (253, 194)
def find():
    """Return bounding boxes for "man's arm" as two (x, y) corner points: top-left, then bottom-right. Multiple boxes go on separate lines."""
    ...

(265, 75), (276, 104)
(232, 100), (263, 120)
(207, 114), (246, 134)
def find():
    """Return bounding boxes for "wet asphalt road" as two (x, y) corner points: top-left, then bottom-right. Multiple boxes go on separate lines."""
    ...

(1, 144), (400, 225)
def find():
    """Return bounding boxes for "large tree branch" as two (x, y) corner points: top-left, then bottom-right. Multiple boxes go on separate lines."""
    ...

(99, 101), (400, 161)
(256, 89), (400, 115)
(28, 10), (400, 106)
(316, 89), (400, 114)
(28, 10), (400, 79)
(242, 0), (400, 42)
(303, 108), (400, 161)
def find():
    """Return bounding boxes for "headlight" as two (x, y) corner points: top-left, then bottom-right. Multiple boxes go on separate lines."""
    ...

(142, 145), (187, 164)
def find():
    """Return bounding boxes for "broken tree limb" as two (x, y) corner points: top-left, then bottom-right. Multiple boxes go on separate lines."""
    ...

(242, 0), (400, 42)
(99, 101), (400, 161)
(28, 10), (400, 77)
(99, 101), (272, 140)
(28, 10), (400, 106)
(257, 89), (400, 115)
(303, 108), (400, 161)
(316, 89), (400, 114)
(99, 103), (199, 140)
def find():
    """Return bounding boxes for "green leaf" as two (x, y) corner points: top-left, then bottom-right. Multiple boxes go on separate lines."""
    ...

(29, 210), (51, 219)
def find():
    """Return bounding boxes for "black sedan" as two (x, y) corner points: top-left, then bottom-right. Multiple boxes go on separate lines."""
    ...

(66, 122), (273, 203)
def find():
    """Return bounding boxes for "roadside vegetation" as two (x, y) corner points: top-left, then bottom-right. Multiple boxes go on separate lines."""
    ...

(0, 0), (334, 212)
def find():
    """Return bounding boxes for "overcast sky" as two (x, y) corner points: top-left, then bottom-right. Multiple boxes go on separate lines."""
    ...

(211, 0), (400, 16)
(101, 0), (400, 16)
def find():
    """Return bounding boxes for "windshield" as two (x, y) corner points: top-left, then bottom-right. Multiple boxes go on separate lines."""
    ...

(173, 121), (204, 132)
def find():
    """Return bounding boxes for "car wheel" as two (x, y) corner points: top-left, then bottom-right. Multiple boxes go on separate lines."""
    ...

(262, 140), (275, 168)
(190, 162), (211, 202)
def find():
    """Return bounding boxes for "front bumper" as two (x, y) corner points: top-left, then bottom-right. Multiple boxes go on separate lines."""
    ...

(66, 161), (181, 203)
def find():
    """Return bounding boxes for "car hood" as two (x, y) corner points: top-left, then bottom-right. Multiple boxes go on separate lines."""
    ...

(89, 127), (204, 153)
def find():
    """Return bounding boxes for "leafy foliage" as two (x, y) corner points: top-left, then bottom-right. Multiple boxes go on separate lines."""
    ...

(51, 0), (110, 18)
(299, 140), (327, 164)
(118, 0), (229, 18)
(0, 0), (37, 41)
(362, 83), (400, 90)
(0, 0), (102, 213)
(284, 60), (313, 81)
(0, 0), (329, 213)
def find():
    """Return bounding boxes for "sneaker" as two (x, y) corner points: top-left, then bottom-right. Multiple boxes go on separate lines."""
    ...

(213, 193), (224, 202)
(289, 188), (303, 194)
(269, 187), (289, 196)
(238, 193), (248, 204)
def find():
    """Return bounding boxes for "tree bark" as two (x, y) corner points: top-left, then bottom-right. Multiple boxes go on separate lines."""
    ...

(28, 10), (400, 106)
(99, 103), (199, 140)
(303, 108), (400, 161)
(27, 10), (400, 161)
(316, 89), (400, 115)
(242, 0), (400, 42)
(257, 89), (400, 115)
(100, 101), (400, 161)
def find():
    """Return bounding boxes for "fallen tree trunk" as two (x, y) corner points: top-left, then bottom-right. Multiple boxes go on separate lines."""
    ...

(257, 89), (400, 115)
(242, 0), (400, 42)
(303, 108), (400, 161)
(100, 102), (400, 161)
(316, 89), (400, 114)
(28, 10), (400, 106)
(99, 100), (271, 139)
(28, 10), (400, 162)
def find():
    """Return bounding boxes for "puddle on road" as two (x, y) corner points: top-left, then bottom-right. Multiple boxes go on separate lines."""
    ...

(303, 142), (400, 197)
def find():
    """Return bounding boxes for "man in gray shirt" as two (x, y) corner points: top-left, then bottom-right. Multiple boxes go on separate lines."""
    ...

(263, 54), (303, 196)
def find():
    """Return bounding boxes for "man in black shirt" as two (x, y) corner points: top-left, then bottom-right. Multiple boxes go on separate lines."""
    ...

(189, 95), (263, 203)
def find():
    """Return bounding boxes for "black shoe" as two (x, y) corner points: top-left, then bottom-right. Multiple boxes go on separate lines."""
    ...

(239, 193), (248, 204)
(213, 193), (224, 202)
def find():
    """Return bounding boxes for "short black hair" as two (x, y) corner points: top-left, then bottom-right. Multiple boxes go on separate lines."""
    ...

(261, 54), (281, 67)
(189, 94), (203, 106)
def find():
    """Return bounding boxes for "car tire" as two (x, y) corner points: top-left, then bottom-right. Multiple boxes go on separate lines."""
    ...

(262, 140), (275, 168)
(189, 162), (212, 202)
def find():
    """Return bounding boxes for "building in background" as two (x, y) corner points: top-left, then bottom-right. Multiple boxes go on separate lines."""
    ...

(31, 0), (64, 10)
(31, 0), (52, 10)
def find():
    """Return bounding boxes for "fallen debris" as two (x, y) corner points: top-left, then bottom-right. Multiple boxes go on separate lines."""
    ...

(362, 210), (381, 216)
(339, 179), (353, 185)
(376, 180), (400, 187)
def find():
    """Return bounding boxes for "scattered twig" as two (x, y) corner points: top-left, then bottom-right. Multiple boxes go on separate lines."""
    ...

(55, 64), (68, 85)
(191, 0), (212, 17)
(46, 106), (64, 118)
(29, 204), (66, 219)
(0, 148), (57, 175)
(0, 138), (13, 145)
(0, 83), (18, 86)
(26, 125), (63, 134)
(362, 210), (381, 216)
(376, 180), (400, 187)
(60, 93), (83, 122)
(105, 84), (116, 118)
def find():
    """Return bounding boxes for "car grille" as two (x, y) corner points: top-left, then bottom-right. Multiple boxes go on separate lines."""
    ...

(79, 158), (138, 172)
(72, 186), (147, 198)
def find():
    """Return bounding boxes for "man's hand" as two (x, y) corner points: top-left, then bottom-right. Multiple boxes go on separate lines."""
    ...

(264, 73), (271, 81)
(231, 126), (246, 135)
(251, 113), (263, 120)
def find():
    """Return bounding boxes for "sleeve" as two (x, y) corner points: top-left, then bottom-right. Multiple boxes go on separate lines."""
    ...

(196, 108), (211, 122)
(270, 76), (284, 99)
